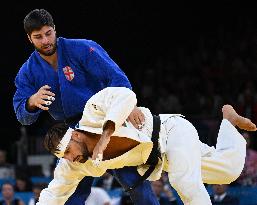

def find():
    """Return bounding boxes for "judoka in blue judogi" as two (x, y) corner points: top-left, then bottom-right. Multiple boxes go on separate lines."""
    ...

(13, 8), (160, 205)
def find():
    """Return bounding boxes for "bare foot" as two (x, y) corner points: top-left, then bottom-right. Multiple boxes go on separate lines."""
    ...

(222, 105), (257, 131)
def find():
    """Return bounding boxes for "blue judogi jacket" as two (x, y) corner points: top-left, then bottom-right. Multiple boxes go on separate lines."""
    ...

(13, 37), (132, 125)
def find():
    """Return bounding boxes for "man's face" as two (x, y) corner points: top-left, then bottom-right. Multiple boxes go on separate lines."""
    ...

(29, 25), (57, 56)
(2, 184), (14, 200)
(212, 184), (227, 195)
(15, 179), (26, 191)
(63, 133), (89, 163)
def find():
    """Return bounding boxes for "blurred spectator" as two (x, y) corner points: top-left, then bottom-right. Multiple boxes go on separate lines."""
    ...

(28, 184), (46, 205)
(0, 150), (15, 179)
(210, 184), (239, 205)
(155, 88), (181, 114)
(85, 187), (111, 205)
(14, 175), (32, 192)
(151, 179), (178, 205)
(0, 182), (25, 205)
(236, 81), (257, 125)
(236, 132), (257, 186)
(95, 173), (121, 191)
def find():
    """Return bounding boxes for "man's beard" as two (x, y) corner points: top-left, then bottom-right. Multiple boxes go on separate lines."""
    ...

(34, 39), (57, 56)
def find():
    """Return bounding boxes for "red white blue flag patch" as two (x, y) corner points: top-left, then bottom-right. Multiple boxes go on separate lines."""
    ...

(63, 66), (74, 81)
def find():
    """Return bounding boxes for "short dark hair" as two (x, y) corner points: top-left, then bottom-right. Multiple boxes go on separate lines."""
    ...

(44, 123), (69, 155)
(23, 9), (55, 35)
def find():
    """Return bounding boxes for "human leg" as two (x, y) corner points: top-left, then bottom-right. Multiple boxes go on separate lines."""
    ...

(111, 167), (160, 205)
(165, 116), (212, 205)
(65, 176), (94, 205)
(200, 105), (256, 184)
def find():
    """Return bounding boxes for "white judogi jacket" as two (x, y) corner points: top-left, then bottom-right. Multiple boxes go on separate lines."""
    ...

(37, 87), (171, 205)
(37, 87), (247, 205)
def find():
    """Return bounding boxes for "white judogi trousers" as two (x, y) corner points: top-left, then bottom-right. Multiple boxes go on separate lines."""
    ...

(161, 116), (246, 205)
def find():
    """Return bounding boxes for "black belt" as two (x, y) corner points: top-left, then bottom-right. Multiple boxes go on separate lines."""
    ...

(125, 115), (162, 192)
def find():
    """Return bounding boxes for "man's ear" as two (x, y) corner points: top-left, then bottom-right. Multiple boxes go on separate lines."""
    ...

(72, 131), (83, 142)
(27, 34), (32, 43)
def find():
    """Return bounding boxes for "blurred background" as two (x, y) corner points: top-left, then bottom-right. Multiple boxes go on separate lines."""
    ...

(1, 1), (257, 204)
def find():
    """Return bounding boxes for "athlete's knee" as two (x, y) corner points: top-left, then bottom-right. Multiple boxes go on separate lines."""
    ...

(170, 177), (202, 201)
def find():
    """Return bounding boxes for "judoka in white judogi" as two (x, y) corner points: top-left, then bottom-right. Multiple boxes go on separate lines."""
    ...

(37, 87), (255, 205)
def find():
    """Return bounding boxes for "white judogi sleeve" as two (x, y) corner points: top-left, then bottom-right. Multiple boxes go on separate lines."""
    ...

(36, 159), (87, 205)
(79, 87), (137, 131)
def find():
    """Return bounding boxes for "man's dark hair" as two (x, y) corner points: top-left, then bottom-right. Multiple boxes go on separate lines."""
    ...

(24, 9), (55, 35)
(44, 123), (69, 155)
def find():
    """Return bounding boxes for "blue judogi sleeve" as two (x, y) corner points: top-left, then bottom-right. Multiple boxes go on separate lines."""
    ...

(13, 62), (42, 125)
